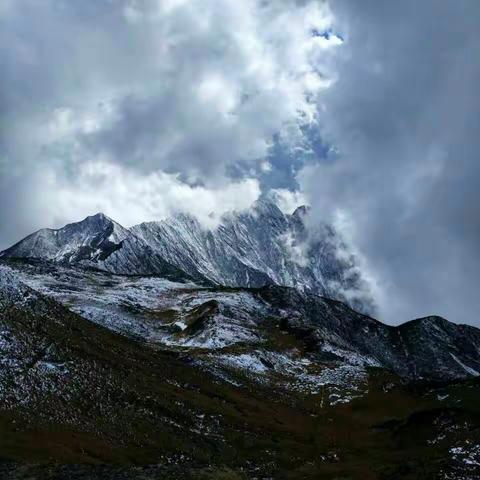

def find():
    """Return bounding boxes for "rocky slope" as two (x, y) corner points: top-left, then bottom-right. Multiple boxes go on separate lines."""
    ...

(1, 262), (480, 479)
(5, 260), (480, 384)
(0, 201), (373, 312)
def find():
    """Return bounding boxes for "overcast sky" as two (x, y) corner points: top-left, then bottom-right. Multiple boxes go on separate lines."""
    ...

(1, 0), (479, 326)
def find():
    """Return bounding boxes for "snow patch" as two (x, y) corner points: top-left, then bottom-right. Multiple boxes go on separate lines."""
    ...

(450, 353), (480, 377)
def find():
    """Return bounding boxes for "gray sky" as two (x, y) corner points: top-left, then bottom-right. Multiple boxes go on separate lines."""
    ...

(1, 0), (479, 325)
(300, 0), (480, 326)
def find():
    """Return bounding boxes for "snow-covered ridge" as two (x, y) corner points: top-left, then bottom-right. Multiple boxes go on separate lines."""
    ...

(0, 213), (130, 264)
(0, 200), (374, 312)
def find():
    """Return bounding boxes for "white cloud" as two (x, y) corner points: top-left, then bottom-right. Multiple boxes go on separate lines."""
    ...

(270, 189), (307, 214)
(33, 0), (341, 179)
(327, 210), (383, 315)
(37, 162), (261, 229)
(280, 231), (309, 267)
(260, 160), (272, 173)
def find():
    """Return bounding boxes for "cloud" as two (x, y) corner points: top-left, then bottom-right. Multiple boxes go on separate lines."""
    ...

(299, 0), (480, 325)
(269, 188), (307, 214)
(72, 0), (340, 178)
(0, 0), (13, 17)
(36, 162), (261, 230)
(0, 0), (340, 247)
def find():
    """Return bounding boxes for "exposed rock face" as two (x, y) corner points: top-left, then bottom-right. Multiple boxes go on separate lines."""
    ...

(130, 201), (360, 300)
(0, 200), (373, 312)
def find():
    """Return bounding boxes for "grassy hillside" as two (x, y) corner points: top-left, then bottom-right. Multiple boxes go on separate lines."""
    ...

(0, 289), (479, 479)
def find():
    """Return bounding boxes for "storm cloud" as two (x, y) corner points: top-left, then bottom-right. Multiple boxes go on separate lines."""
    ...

(299, 0), (480, 325)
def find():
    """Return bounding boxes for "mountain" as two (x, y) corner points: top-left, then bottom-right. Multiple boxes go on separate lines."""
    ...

(0, 200), (374, 313)
(6, 261), (480, 384)
(3, 202), (480, 477)
(0, 213), (197, 283)
(1, 213), (129, 263)
(256, 286), (480, 382)
(1, 263), (480, 479)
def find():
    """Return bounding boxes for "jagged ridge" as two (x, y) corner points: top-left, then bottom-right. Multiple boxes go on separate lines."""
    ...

(0, 200), (374, 312)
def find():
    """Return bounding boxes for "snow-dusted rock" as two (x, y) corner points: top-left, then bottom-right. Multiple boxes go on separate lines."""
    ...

(1, 200), (374, 312)
(1, 213), (129, 264)
(7, 262), (480, 384)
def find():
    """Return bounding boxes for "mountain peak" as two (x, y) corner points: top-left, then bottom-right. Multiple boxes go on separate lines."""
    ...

(78, 212), (115, 226)
(399, 315), (451, 332)
(0, 212), (130, 264)
(292, 205), (310, 218)
(251, 198), (284, 217)
(88, 212), (108, 220)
